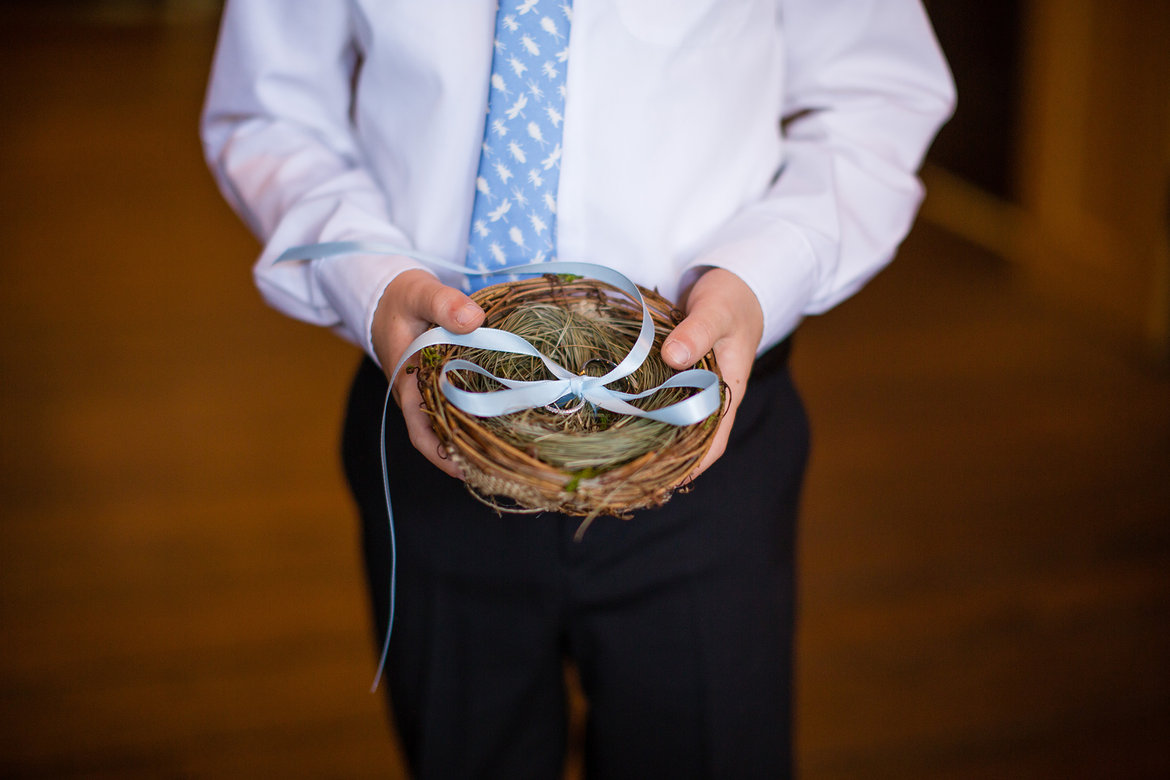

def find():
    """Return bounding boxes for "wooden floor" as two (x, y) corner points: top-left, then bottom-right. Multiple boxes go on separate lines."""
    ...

(2, 10), (1167, 779)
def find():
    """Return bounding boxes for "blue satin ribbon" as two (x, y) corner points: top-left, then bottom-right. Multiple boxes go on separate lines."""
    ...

(275, 241), (722, 690)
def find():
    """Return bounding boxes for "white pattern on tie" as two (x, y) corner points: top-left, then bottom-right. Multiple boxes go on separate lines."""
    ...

(466, 0), (572, 289)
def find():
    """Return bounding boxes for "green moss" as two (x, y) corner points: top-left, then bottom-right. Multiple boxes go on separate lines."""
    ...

(564, 466), (598, 493)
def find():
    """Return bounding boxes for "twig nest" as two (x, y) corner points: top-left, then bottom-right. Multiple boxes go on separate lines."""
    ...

(415, 273), (724, 518)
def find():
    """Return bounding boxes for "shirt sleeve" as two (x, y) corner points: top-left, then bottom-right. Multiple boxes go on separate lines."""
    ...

(200, 0), (427, 361)
(685, 0), (956, 351)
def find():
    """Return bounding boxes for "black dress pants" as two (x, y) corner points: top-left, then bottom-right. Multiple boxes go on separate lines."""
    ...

(342, 341), (808, 779)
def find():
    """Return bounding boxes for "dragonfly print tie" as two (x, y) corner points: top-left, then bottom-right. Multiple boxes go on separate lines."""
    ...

(466, 0), (572, 290)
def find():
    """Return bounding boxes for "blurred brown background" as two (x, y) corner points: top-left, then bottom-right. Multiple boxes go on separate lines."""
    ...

(1, 1), (1167, 777)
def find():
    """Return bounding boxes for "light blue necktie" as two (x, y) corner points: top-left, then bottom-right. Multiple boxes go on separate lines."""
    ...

(466, 0), (572, 290)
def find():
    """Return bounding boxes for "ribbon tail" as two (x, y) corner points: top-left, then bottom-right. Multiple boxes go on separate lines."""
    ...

(371, 387), (396, 693)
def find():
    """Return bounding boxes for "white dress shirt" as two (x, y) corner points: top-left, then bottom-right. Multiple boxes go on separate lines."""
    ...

(201, 0), (954, 361)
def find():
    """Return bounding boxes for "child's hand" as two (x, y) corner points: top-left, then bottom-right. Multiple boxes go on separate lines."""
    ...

(660, 268), (765, 481)
(371, 270), (485, 478)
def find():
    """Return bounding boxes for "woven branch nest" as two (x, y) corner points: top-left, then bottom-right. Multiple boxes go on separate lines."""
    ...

(415, 273), (725, 520)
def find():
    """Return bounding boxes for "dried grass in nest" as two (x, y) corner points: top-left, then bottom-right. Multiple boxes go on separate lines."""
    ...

(415, 274), (724, 523)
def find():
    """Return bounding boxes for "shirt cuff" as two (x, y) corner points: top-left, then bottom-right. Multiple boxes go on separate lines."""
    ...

(312, 250), (432, 366)
(684, 211), (819, 354)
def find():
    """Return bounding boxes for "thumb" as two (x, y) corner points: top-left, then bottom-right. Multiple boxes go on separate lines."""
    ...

(661, 309), (722, 371)
(413, 276), (485, 334)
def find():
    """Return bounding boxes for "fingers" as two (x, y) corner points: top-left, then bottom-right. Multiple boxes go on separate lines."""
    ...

(664, 268), (765, 481)
(413, 274), (484, 334)
(372, 270), (483, 478)
(660, 267), (747, 370)
(687, 346), (747, 481)
(373, 270), (485, 366)
(691, 391), (736, 478)
(396, 372), (464, 479)
(661, 307), (723, 370)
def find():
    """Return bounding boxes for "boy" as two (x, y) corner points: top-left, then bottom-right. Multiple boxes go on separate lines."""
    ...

(202, 2), (953, 776)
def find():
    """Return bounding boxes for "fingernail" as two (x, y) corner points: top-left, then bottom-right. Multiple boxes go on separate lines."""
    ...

(663, 341), (690, 366)
(455, 302), (480, 327)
